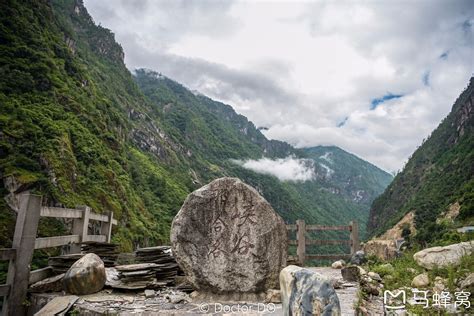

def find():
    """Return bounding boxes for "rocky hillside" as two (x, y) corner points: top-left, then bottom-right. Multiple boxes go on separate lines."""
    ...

(367, 78), (474, 244)
(0, 0), (391, 252)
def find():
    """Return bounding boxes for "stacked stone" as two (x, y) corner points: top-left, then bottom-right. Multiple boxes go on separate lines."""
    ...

(135, 246), (180, 284)
(82, 242), (119, 267)
(48, 243), (118, 273)
(112, 263), (166, 290)
(48, 254), (83, 274)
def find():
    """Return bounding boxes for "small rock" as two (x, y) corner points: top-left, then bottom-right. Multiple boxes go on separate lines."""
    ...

(350, 250), (367, 265)
(432, 277), (446, 293)
(368, 272), (382, 282)
(341, 266), (360, 282)
(331, 260), (345, 269)
(358, 266), (367, 275)
(280, 265), (340, 315)
(459, 273), (474, 290)
(362, 282), (380, 296)
(358, 306), (368, 314)
(144, 289), (155, 298)
(168, 293), (189, 304)
(406, 268), (417, 274)
(265, 289), (281, 303)
(63, 253), (106, 295)
(411, 273), (429, 288)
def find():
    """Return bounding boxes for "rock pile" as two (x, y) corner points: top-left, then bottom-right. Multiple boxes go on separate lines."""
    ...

(49, 254), (83, 274)
(48, 242), (118, 273)
(135, 246), (180, 283)
(111, 263), (167, 290)
(82, 242), (119, 266)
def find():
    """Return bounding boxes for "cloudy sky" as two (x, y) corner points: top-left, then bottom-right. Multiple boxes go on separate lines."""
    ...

(84, 0), (473, 172)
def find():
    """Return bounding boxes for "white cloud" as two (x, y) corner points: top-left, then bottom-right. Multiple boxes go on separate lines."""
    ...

(232, 156), (315, 182)
(84, 0), (474, 172)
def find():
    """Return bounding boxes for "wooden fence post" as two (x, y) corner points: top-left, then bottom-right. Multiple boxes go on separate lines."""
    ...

(101, 211), (114, 242)
(4, 194), (42, 316)
(350, 220), (360, 255)
(296, 219), (306, 266)
(69, 205), (90, 253)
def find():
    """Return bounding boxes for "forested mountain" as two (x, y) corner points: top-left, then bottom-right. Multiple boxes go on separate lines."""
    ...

(134, 71), (393, 237)
(0, 0), (391, 252)
(367, 78), (474, 244)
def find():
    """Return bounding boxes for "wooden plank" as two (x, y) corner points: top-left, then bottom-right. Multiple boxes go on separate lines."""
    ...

(111, 218), (118, 225)
(5, 194), (42, 316)
(89, 212), (109, 222)
(350, 220), (360, 254)
(306, 225), (351, 231)
(40, 207), (82, 219)
(84, 235), (106, 243)
(288, 240), (297, 246)
(306, 239), (351, 245)
(100, 212), (114, 242)
(70, 206), (90, 254)
(306, 254), (352, 260)
(29, 266), (53, 285)
(0, 284), (10, 297)
(296, 219), (306, 266)
(0, 248), (16, 261)
(286, 224), (297, 231)
(35, 235), (80, 249)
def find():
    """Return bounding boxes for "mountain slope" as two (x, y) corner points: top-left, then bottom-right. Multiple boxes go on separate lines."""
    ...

(285, 146), (393, 238)
(367, 78), (474, 244)
(0, 0), (392, 255)
(134, 69), (393, 237)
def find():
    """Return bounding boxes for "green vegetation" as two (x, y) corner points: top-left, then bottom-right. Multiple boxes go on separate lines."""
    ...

(365, 251), (473, 314)
(368, 78), (474, 245)
(0, 0), (391, 267)
(135, 71), (393, 240)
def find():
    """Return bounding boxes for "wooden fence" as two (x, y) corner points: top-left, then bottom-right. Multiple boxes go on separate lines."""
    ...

(286, 219), (359, 266)
(0, 193), (117, 316)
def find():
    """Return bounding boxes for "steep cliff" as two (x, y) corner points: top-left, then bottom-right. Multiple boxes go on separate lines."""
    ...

(367, 78), (474, 244)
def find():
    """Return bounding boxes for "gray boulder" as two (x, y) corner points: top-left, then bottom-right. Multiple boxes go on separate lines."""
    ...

(63, 253), (106, 295)
(280, 265), (340, 316)
(349, 250), (367, 265)
(413, 241), (474, 270)
(171, 177), (287, 301)
(459, 273), (474, 290)
(331, 260), (345, 269)
(341, 266), (361, 282)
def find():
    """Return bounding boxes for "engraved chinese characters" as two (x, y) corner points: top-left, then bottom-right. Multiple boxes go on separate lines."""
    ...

(171, 178), (287, 299)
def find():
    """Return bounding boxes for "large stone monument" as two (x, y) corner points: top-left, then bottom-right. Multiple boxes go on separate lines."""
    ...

(171, 177), (287, 301)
